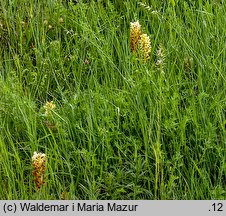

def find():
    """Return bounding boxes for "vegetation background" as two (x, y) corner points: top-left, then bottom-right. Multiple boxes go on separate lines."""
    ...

(0, 0), (225, 199)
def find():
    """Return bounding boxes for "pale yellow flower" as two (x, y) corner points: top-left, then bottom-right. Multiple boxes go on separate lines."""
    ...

(43, 20), (48, 25)
(43, 101), (56, 116)
(58, 17), (64, 23)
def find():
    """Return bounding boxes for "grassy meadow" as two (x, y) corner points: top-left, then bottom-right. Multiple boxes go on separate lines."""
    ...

(0, 0), (225, 199)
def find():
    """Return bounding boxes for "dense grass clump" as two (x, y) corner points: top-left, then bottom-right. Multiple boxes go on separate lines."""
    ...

(0, 0), (225, 199)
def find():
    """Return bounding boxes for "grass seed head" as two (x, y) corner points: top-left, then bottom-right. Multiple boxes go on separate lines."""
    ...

(130, 21), (142, 52)
(138, 2), (152, 11)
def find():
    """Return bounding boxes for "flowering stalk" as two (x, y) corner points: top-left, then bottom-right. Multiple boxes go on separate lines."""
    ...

(140, 34), (151, 62)
(32, 152), (47, 190)
(43, 101), (57, 130)
(130, 21), (142, 52)
(156, 44), (165, 74)
(43, 101), (56, 116)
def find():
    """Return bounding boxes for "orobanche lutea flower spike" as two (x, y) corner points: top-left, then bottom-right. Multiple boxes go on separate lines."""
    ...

(140, 33), (151, 61)
(130, 21), (142, 52)
(32, 152), (47, 190)
(130, 20), (151, 62)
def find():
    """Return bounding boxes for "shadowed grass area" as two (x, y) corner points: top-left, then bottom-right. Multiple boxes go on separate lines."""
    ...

(0, 0), (225, 199)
